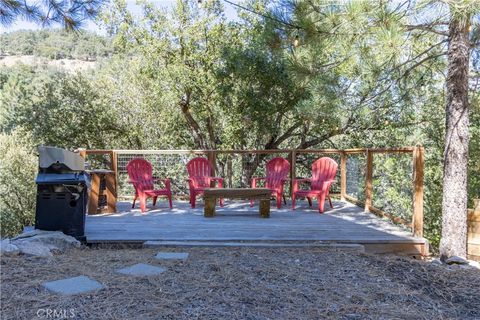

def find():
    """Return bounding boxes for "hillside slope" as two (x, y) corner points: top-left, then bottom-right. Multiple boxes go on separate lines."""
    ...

(0, 55), (96, 72)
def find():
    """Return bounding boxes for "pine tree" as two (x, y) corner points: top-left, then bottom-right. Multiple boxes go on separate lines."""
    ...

(0, 0), (102, 30)
(290, 0), (479, 258)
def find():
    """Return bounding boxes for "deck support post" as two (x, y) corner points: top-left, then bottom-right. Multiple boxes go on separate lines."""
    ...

(340, 151), (347, 201)
(412, 146), (424, 237)
(365, 150), (373, 212)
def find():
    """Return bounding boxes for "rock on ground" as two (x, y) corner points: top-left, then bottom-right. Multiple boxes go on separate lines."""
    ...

(13, 241), (53, 257)
(445, 255), (469, 265)
(0, 239), (19, 256)
(5, 230), (81, 257)
(12, 230), (80, 249)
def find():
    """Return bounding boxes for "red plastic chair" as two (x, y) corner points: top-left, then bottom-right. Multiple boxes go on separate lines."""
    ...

(126, 158), (173, 213)
(292, 157), (338, 213)
(250, 157), (290, 209)
(186, 157), (224, 208)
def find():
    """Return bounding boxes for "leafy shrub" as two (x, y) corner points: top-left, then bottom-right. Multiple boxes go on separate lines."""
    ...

(0, 131), (37, 238)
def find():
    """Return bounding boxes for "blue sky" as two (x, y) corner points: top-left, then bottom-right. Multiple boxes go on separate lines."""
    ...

(1, 0), (239, 34)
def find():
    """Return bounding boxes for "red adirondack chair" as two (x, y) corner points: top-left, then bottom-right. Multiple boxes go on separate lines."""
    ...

(186, 157), (224, 208)
(250, 157), (290, 209)
(126, 158), (173, 213)
(292, 157), (338, 213)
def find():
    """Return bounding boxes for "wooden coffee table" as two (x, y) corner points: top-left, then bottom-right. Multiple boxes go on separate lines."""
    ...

(203, 188), (271, 218)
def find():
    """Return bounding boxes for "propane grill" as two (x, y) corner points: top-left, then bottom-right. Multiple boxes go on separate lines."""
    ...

(35, 146), (90, 240)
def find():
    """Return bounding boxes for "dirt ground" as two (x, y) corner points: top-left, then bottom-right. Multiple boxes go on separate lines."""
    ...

(1, 247), (479, 320)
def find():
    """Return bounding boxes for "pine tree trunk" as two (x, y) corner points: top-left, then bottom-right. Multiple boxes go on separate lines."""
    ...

(439, 17), (470, 260)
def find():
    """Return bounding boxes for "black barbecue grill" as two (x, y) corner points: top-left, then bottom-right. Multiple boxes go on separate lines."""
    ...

(35, 146), (90, 241)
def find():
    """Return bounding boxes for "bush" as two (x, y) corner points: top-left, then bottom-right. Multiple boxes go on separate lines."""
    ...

(0, 131), (37, 238)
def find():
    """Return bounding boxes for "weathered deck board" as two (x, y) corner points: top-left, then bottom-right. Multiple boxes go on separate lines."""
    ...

(85, 200), (427, 255)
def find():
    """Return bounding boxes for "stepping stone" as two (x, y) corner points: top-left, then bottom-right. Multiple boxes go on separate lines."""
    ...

(155, 252), (189, 260)
(43, 276), (103, 295)
(116, 263), (166, 276)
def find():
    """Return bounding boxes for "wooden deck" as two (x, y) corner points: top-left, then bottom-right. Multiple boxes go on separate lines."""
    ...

(85, 200), (428, 255)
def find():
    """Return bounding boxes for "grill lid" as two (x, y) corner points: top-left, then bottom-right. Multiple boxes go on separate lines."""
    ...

(35, 172), (90, 186)
(38, 146), (85, 172)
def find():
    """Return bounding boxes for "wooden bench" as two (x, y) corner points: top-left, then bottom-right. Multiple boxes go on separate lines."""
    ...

(203, 188), (271, 218)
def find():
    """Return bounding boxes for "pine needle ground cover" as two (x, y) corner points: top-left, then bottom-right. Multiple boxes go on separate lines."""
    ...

(1, 247), (479, 319)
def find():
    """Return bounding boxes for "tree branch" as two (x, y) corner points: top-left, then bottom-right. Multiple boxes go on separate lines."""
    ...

(179, 90), (208, 149)
(405, 24), (449, 37)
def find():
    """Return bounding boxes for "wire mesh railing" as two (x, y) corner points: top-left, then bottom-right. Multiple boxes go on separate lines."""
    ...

(215, 151), (292, 196)
(345, 153), (366, 202)
(82, 147), (424, 236)
(372, 153), (413, 225)
(114, 150), (208, 199)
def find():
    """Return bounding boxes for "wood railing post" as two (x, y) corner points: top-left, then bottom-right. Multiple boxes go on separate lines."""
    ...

(340, 151), (347, 201)
(412, 146), (424, 237)
(290, 150), (296, 192)
(365, 149), (373, 212)
(111, 150), (118, 200)
(77, 148), (87, 159)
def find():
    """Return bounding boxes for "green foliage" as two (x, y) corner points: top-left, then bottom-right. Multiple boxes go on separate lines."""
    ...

(0, 130), (37, 238)
(0, 30), (113, 60)
(0, 65), (127, 149)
